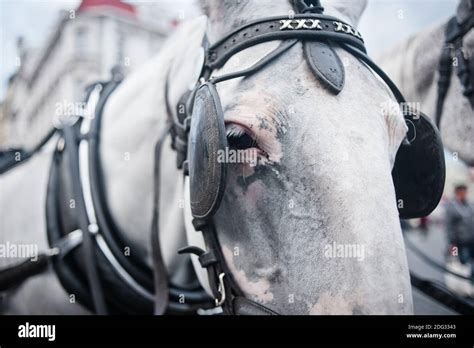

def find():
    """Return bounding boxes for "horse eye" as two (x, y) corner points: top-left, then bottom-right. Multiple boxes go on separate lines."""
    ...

(226, 124), (257, 150)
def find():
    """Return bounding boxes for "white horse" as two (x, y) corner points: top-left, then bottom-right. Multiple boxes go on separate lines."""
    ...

(0, 0), (413, 314)
(377, 0), (474, 165)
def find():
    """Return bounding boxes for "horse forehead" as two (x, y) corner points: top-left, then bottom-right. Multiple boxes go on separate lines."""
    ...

(223, 87), (288, 122)
(219, 75), (384, 138)
(217, 54), (306, 133)
(217, 46), (406, 150)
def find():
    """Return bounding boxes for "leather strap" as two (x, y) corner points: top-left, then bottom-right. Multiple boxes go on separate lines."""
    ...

(165, 71), (192, 170)
(0, 254), (52, 291)
(304, 40), (345, 94)
(0, 128), (56, 175)
(62, 125), (107, 314)
(184, 219), (245, 314)
(183, 215), (282, 315)
(205, 14), (365, 70)
(436, 13), (474, 128)
(340, 43), (407, 104)
(292, 0), (324, 14)
(210, 40), (298, 84)
(232, 297), (279, 315)
(435, 41), (454, 128)
(455, 44), (474, 106)
(151, 128), (172, 315)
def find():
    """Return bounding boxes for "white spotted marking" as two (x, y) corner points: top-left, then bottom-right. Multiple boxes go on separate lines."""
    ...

(222, 246), (274, 303)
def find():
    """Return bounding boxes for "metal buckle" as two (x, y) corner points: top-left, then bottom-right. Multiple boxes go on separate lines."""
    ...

(215, 273), (226, 307)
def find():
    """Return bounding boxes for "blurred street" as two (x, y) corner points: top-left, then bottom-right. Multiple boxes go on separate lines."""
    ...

(404, 223), (473, 314)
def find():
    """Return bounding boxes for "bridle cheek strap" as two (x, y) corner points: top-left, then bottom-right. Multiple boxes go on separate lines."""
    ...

(232, 297), (279, 315)
(179, 222), (279, 315)
(170, 0), (446, 315)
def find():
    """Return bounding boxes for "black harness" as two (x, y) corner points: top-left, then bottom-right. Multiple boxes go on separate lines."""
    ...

(1, 74), (212, 314)
(435, 1), (474, 128)
(47, 77), (213, 315)
(0, 129), (55, 175)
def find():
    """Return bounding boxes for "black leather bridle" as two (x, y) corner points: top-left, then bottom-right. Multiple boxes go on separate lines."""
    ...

(435, 0), (474, 128)
(159, 0), (432, 315)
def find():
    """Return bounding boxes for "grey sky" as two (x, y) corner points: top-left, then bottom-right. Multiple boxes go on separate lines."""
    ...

(0, 0), (458, 99)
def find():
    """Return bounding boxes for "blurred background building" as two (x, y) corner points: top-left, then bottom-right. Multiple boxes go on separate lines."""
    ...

(0, 0), (187, 149)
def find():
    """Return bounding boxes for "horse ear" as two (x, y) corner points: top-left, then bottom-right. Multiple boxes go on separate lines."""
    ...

(325, 0), (367, 27)
(198, 0), (212, 17)
(167, 16), (208, 113)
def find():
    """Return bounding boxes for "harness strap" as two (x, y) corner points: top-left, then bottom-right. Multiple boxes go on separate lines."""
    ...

(165, 72), (192, 170)
(0, 230), (87, 292)
(410, 272), (474, 315)
(205, 14), (365, 70)
(436, 13), (474, 128)
(455, 46), (474, 102)
(0, 128), (57, 175)
(232, 297), (279, 315)
(180, 218), (280, 315)
(62, 125), (107, 315)
(210, 39), (298, 84)
(179, 223), (279, 315)
(0, 253), (53, 292)
(151, 127), (172, 315)
(292, 0), (324, 14)
(435, 40), (454, 128)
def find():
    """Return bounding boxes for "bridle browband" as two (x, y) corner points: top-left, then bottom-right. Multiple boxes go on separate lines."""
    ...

(436, 1), (474, 128)
(204, 14), (365, 70)
(157, 0), (428, 315)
